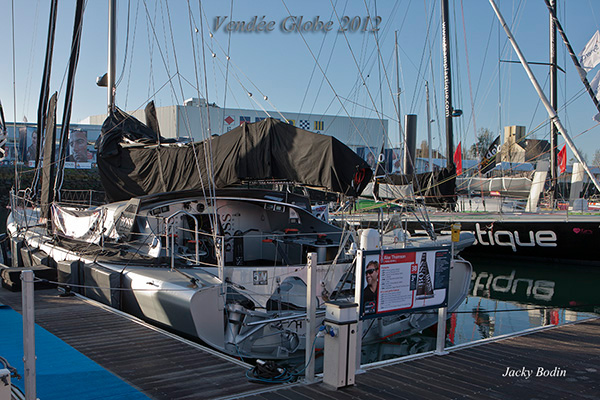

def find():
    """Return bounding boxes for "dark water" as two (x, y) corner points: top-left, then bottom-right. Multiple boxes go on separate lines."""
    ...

(360, 255), (599, 366)
(277, 256), (600, 374)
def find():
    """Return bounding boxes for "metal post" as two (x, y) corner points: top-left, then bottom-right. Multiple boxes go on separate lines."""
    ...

(21, 270), (36, 400)
(107, 0), (116, 113)
(436, 224), (460, 355)
(305, 252), (317, 383)
(435, 241), (451, 355)
(170, 221), (175, 272)
(435, 306), (448, 355)
(354, 249), (365, 372)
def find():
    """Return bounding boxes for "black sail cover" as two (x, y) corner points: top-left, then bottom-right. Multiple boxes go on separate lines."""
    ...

(97, 110), (372, 202)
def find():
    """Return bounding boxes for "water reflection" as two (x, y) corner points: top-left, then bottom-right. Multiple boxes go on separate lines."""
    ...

(358, 255), (599, 366)
(277, 256), (600, 373)
(467, 255), (600, 312)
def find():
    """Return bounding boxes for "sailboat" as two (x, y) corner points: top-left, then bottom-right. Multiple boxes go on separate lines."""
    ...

(350, 0), (600, 266)
(2, 0), (474, 360)
(416, 1), (600, 266)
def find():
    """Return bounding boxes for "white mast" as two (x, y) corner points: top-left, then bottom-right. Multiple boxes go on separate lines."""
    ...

(395, 31), (404, 165)
(426, 81), (433, 172)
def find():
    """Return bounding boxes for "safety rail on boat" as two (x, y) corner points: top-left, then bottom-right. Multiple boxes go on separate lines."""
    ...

(9, 190), (39, 230)
(9, 189), (107, 231)
(165, 210), (199, 270)
(58, 189), (106, 207)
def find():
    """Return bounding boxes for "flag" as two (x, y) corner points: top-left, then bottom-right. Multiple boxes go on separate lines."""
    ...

(558, 145), (567, 174)
(299, 120), (310, 130)
(579, 30), (600, 73)
(480, 136), (501, 174)
(239, 116), (250, 125)
(453, 142), (462, 175)
(314, 120), (324, 130)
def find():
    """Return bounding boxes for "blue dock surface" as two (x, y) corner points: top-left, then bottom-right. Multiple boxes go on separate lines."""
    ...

(0, 304), (149, 400)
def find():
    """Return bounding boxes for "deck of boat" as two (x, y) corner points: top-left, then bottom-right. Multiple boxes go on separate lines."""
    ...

(1, 285), (598, 399)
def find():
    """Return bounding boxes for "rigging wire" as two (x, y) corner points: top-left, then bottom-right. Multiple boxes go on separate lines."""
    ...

(197, 0), (220, 248)
(21, 3), (41, 120)
(219, 0), (234, 134)
(115, 0), (132, 88)
(408, 0), (437, 115)
(194, 16), (287, 121)
(300, 0), (345, 121)
(459, 0), (477, 147)
(322, 0), (388, 148)
(184, 0), (213, 207)
(123, 0), (140, 110)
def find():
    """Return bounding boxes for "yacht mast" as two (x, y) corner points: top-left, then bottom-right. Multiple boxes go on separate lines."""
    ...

(426, 81), (433, 172)
(542, 0), (600, 117)
(549, 0), (558, 206)
(107, 0), (116, 113)
(395, 31), (403, 165)
(489, 0), (600, 193)
(441, 0), (454, 165)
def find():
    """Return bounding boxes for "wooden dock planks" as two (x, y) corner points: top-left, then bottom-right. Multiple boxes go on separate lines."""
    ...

(2, 285), (599, 399)
(240, 318), (600, 400)
(0, 287), (267, 400)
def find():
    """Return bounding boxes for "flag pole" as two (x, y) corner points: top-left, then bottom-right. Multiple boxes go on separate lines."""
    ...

(489, 0), (600, 194)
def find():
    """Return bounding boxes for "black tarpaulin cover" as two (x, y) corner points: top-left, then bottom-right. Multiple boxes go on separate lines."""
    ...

(97, 110), (372, 202)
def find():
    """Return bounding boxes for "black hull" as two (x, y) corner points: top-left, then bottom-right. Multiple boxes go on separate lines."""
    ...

(403, 213), (600, 266)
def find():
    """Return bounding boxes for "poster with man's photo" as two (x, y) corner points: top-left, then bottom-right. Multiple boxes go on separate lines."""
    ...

(26, 128), (39, 167)
(359, 247), (451, 320)
(356, 146), (378, 169)
(65, 129), (96, 169)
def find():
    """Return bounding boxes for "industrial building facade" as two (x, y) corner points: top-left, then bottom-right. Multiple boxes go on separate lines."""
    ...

(85, 97), (389, 152)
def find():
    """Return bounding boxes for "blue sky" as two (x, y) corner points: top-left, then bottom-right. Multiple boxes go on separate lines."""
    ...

(2, 0), (600, 162)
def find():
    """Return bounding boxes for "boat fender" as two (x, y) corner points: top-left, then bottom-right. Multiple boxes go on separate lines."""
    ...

(360, 228), (380, 251)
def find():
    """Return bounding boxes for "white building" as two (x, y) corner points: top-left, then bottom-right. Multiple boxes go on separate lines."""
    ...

(83, 97), (388, 151)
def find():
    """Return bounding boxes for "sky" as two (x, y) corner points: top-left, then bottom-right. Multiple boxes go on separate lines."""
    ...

(2, 0), (600, 162)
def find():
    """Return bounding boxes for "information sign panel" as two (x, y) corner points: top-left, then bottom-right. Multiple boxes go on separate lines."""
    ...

(359, 246), (451, 320)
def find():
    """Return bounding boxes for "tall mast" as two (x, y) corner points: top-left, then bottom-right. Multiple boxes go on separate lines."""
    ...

(549, 0), (558, 206)
(542, 0), (600, 117)
(395, 31), (403, 162)
(441, 0), (455, 166)
(426, 81), (433, 172)
(489, 0), (600, 193)
(107, 0), (116, 113)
